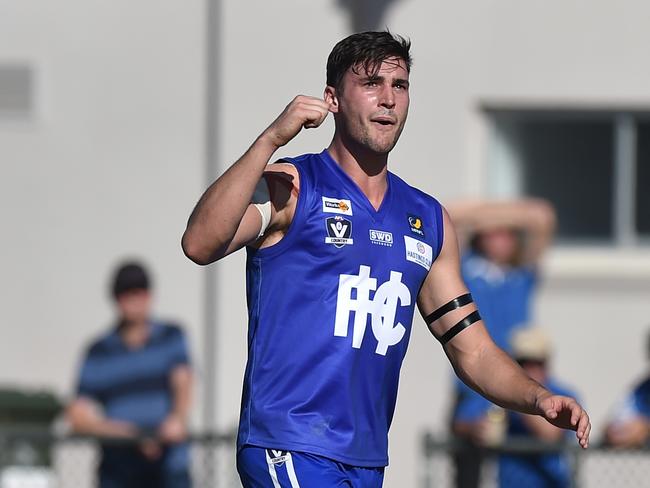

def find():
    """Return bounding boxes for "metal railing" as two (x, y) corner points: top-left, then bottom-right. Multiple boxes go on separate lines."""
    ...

(0, 427), (239, 488)
(421, 433), (650, 488)
(3, 429), (650, 487)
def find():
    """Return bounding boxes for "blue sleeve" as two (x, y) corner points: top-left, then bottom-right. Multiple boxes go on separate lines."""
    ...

(523, 264), (539, 288)
(631, 381), (650, 419)
(76, 349), (102, 402)
(453, 382), (492, 422)
(547, 379), (579, 403)
(169, 326), (191, 369)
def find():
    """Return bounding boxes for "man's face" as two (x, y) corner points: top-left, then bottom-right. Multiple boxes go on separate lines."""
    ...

(330, 57), (410, 154)
(115, 289), (151, 323)
(478, 228), (519, 266)
(518, 359), (548, 384)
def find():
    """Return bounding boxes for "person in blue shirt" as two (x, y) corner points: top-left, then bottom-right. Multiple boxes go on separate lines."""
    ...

(67, 262), (193, 488)
(447, 200), (556, 488)
(451, 200), (556, 352)
(182, 31), (590, 487)
(605, 332), (650, 448)
(499, 327), (577, 488)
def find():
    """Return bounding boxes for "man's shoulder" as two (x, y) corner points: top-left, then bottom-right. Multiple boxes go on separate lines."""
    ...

(547, 378), (579, 400)
(389, 171), (440, 205)
(153, 321), (187, 340)
(84, 329), (118, 358)
(272, 152), (323, 187)
(276, 152), (321, 168)
(632, 376), (650, 396)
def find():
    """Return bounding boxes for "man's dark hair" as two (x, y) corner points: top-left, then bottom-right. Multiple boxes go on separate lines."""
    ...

(111, 261), (150, 298)
(326, 31), (412, 90)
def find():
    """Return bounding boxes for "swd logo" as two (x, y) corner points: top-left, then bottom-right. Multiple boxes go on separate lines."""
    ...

(334, 265), (411, 355)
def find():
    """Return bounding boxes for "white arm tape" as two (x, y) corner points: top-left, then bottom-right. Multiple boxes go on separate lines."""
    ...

(252, 177), (272, 238)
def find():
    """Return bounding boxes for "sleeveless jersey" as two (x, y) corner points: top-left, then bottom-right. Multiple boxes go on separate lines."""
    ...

(237, 150), (444, 467)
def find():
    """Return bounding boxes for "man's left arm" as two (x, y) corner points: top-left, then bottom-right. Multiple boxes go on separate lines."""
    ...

(417, 207), (590, 448)
(159, 329), (193, 444)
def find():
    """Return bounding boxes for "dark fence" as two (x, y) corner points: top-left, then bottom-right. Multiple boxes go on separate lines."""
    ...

(0, 427), (239, 488)
(421, 433), (650, 488)
(2, 429), (650, 487)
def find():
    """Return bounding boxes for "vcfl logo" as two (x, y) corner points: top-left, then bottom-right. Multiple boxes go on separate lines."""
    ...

(334, 265), (411, 355)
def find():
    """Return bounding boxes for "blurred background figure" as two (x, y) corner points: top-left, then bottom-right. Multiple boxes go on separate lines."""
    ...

(446, 199), (556, 488)
(448, 199), (556, 352)
(4, 1), (650, 485)
(605, 331), (650, 448)
(66, 261), (193, 488)
(499, 327), (577, 488)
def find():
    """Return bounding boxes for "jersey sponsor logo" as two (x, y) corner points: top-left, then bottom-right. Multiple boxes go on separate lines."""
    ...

(325, 216), (353, 247)
(369, 229), (393, 247)
(407, 214), (425, 237)
(404, 235), (433, 270)
(266, 449), (289, 467)
(322, 196), (353, 215)
(334, 265), (411, 355)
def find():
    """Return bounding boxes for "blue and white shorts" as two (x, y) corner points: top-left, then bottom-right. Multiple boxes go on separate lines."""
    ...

(237, 446), (385, 487)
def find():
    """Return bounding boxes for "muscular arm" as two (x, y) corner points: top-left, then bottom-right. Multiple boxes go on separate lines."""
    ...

(447, 199), (556, 264)
(182, 96), (331, 265)
(417, 208), (590, 447)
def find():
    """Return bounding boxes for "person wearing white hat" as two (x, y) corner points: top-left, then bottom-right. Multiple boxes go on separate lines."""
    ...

(498, 328), (579, 488)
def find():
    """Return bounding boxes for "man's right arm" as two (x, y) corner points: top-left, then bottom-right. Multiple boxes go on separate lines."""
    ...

(182, 96), (331, 265)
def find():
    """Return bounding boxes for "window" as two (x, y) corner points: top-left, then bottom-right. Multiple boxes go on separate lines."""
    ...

(0, 64), (33, 119)
(636, 121), (650, 236)
(486, 110), (649, 245)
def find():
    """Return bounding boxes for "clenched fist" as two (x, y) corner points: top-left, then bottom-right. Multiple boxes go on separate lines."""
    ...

(262, 96), (333, 149)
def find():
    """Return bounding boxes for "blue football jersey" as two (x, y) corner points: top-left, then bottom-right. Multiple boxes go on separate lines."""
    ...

(237, 150), (444, 467)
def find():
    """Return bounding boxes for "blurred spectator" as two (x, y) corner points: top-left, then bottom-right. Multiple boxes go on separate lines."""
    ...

(499, 327), (576, 488)
(447, 199), (556, 488)
(66, 261), (193, 488)
(605, 331), (650, 448)
(448, 199), (556, 352)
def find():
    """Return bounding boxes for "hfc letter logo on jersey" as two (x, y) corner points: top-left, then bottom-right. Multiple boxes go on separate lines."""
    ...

(334, 265), (411, 355)
(325, 216), (353, 248)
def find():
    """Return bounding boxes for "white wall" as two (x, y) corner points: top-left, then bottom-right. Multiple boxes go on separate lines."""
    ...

(215, 0), (348, 429)
(0, 0), (205, 422)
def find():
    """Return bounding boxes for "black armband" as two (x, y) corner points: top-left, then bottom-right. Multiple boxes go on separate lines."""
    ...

(424, 293), (473, 325)
(437, 310), (482, 346)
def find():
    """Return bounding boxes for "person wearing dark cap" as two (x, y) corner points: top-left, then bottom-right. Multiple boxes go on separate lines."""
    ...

(67, 261), (193, 488)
